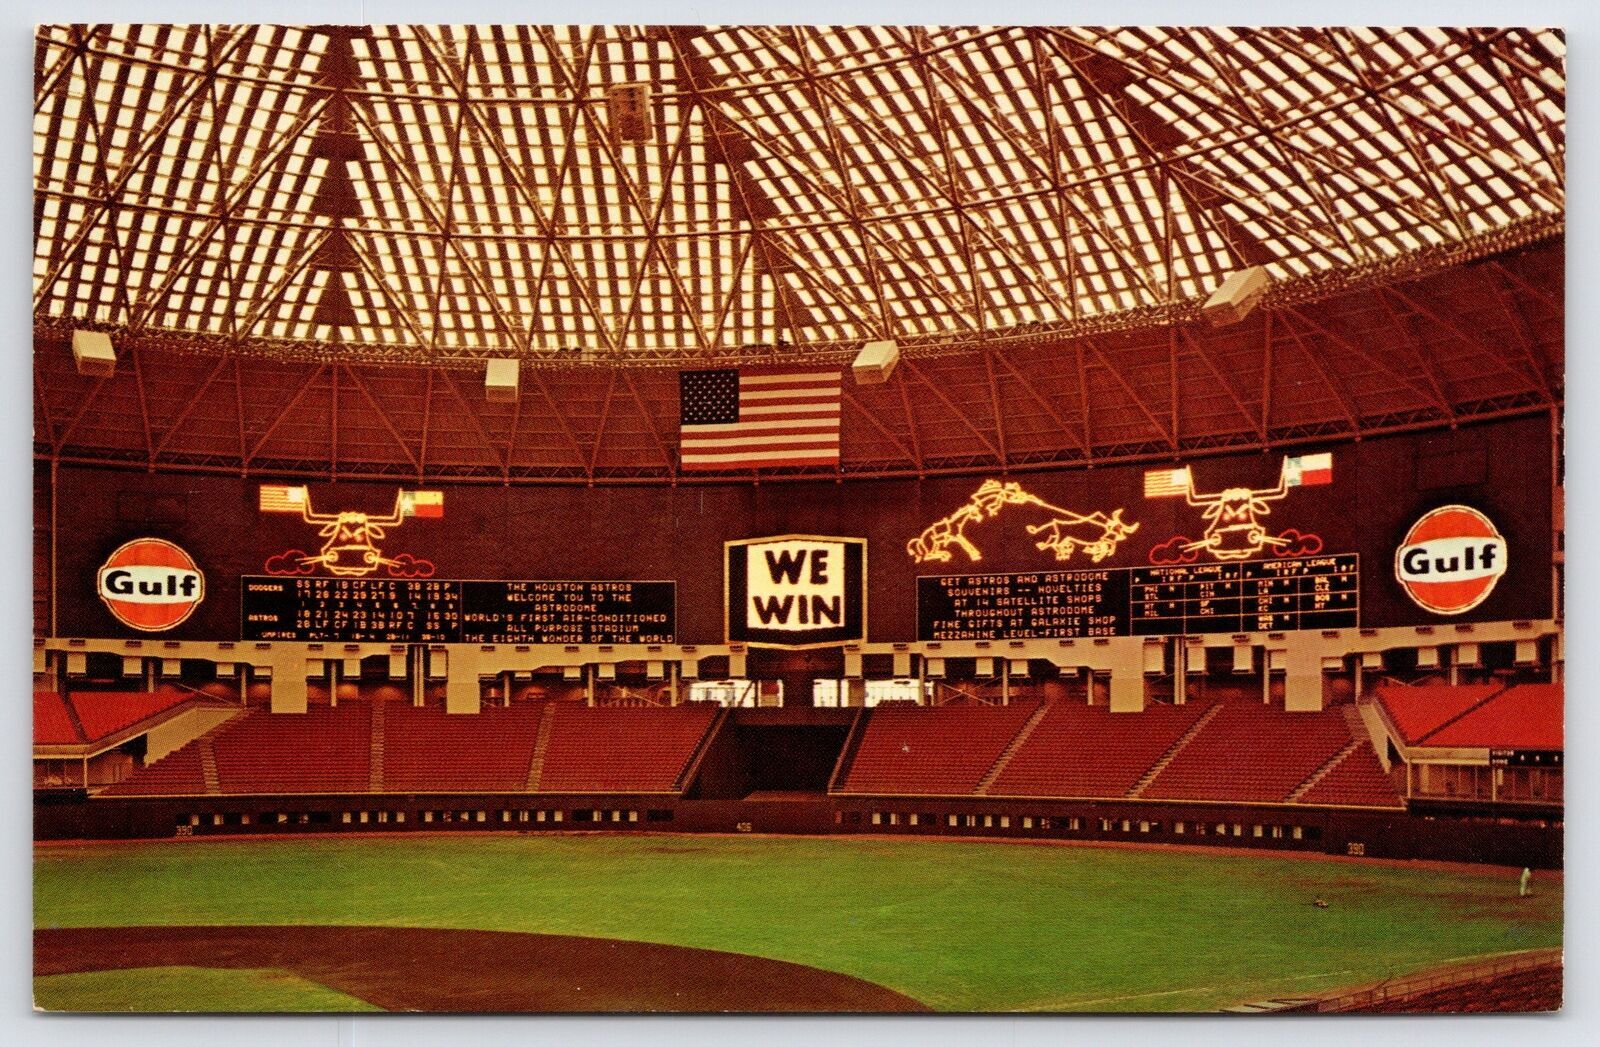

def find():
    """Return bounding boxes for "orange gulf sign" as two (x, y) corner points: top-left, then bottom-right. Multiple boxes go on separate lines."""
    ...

(1395, 506), (1507, 615)
(96, 538), (206, 631)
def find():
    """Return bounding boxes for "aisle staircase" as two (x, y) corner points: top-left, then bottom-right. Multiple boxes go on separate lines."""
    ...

(526, 703), (556, 790)
(1129, 703), (1220, 798)
(975, 702), (1051, 795)
(368, 700), (387, 792)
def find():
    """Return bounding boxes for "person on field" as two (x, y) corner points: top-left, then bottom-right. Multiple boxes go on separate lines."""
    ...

(1520, 867), (1533, 898)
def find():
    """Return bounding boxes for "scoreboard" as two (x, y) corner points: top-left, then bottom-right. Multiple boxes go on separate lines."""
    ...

(1130, 555), (1360, 635)
(241, 577), (675, 644)
(918, 554), (1358, 641)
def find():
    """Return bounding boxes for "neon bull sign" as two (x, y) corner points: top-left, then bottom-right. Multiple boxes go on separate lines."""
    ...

(258, 484), (442, 577)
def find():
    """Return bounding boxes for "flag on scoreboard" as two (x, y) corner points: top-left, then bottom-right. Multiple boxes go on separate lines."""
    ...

(400, 490), (444, 518)
(678, 368), (842, 470)
(1143, 466), (1193, 498)
(258, 484), (308, 513)
(1284, 452), (1333, 487)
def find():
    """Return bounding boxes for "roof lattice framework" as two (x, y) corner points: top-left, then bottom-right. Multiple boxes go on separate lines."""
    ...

(33, 25), (1565, 365)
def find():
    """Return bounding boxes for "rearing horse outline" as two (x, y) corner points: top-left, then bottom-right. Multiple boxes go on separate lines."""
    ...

(907, 480), (1139, 564)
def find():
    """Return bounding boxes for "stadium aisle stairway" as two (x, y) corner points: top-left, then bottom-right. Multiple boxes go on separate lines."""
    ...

(1295, 743), (1405, 808)
(100, 701), (723, 797)
(534, 704), (719, 793)
(986, 701), (1209, 799)
(834, 701), (1040, 795)
(382, 702), (544, 792)
(1141, 702), (1365, 803)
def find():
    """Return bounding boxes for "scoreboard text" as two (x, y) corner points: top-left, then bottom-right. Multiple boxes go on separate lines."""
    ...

(918, 555), (1358, 640)
(242, 577), (675, 644)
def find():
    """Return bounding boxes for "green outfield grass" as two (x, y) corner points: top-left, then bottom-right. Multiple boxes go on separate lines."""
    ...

(34, 965), (383, 1012)
(34, 835), (1561, 1012)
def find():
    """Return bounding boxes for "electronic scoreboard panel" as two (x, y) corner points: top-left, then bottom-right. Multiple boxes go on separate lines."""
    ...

(241, 577), (675, 644)
(917, 554), (1358, 641)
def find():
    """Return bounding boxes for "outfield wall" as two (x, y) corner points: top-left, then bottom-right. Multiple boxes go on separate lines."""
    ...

(32, 791), (1562, 869)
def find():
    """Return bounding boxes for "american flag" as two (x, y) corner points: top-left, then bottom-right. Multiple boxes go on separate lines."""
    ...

(258, 484), (309, 513)
(1143, 466), (1193, 499)
(679, 368), (842, 470)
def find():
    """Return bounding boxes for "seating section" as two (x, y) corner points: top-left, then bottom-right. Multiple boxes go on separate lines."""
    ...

(33, 688), (196, 747)
(90, 696), (1404, 808)
(1418, 683), (1562, 750)
(69, 689), (193, 743)
(211, 705), (372, 794)
(835, 702), (1039, 795)
(536, 705), (719, 793)
(1142, 702), (1355, 803)
(1372, 684), (1503, 744)
(34, 692), (81, 745)
(1352, 966), (1561, 1013)
(988, 701), (1208, 799)
(384, 703), (544, 792)
(99, 746), (207, 796)
(1296, 743), (1403, 808)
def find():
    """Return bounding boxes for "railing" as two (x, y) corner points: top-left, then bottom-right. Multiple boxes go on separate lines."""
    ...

(1307, 949), (1561, 1013)
(928, 681), (1000, 707)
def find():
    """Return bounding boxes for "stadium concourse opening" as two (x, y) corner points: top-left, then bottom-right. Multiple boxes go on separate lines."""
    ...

(33, 24), (1562, 1012)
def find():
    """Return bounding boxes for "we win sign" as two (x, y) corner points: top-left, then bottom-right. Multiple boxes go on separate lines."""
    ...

(726, 536), (866, 648)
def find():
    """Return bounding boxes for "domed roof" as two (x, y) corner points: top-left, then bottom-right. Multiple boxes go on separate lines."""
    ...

(33, 25), (1565, 365)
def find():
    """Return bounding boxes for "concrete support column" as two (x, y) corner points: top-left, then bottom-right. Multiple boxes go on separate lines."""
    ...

(1281, 634), (1324, 712)
(38, 649), (61, 693)
(265, 652), (307, 714)
(1107, 637), (1145, 712)
(845, 678), (867, 707)
(445, 646), (482, 714)
(774, 670), (815, 708)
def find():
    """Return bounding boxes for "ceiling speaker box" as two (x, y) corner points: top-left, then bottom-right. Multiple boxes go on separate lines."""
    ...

(485, 358), (520, 402)
(72, 330), (116, 377)
(852, 339), (899, 384)
(1201, 266), (1270, 326)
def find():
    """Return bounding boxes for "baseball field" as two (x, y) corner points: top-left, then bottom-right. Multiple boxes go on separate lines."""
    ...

(34, 834), (1562, 1013)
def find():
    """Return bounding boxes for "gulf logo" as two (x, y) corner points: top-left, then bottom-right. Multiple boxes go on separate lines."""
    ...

(1394, 506), (1507, 616)
(96, 538), (205, 631)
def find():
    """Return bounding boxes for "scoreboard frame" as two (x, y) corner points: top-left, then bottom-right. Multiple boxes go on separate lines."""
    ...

(916, 554), (1360, 642)
(240, 575), (679, 645)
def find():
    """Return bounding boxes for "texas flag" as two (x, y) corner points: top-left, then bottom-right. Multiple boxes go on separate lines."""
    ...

(400, 490), (444, 518)
(1284, 453), (1333, 487)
